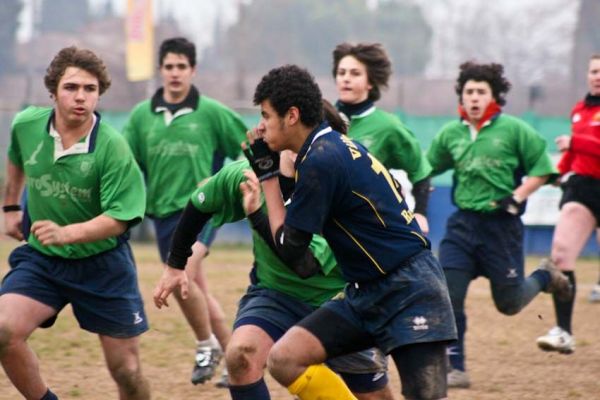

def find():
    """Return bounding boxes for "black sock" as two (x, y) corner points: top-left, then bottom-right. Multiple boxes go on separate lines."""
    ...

(229, 378), (270, 400)
(40, 389), (58, 400)
(553, 271), (576, 334)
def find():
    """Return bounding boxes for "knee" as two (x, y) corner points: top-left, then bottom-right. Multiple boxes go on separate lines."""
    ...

(108, 360), (146, 395)
(494, 298), (521, 316)
(225, 341), (259, 379)
(267, 342), (292, 382)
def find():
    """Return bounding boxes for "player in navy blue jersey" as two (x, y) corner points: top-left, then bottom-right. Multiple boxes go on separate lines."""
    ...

(242, 65), (457, 400)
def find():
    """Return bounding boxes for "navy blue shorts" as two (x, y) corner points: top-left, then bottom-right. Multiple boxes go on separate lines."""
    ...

(315, 250), (456, 355)
(439, 210), (524, 285)
(0, 244), (149, 338)
(151, 211), (217, 263)
(234, 285), (388, 392)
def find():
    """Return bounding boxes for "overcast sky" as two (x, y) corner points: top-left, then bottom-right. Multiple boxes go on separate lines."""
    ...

(18, 0), (243, 52)
(15, 0), (579, 83)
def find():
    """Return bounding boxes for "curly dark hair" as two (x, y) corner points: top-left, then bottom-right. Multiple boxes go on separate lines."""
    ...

(254, 65), (323, 127)
(44, 46), (111, 96)
(332, 43), (392, 102)
(159, 37), (196, 67)
(455, 61), (511, 106)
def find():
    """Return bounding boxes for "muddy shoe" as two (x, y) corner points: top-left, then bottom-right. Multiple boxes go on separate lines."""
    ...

(537, 326), (575, 354)
(447, 368), (470, 389)
(538, 259), (572, 302)
(191, 345), (223, 385)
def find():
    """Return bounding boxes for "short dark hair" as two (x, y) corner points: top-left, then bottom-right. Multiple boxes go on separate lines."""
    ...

(332, 43), (392, 102)
(159, 37), (196, 67)
(44, 46), (111, 96)
(254, 65), (323, 128)
(455, 61), (511, 106)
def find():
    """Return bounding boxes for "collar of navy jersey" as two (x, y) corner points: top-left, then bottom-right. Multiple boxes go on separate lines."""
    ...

(294, 121), (333, 170)
(151, 85), (200, 113)
(45, 109), (101, 153)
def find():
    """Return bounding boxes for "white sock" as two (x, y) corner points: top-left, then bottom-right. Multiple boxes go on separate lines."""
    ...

(197, 334), (221, 350)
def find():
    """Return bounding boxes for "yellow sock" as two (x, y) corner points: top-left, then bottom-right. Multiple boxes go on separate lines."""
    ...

(287, 364), (357, 400)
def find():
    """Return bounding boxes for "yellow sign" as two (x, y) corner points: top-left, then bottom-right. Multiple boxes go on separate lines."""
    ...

(126, 0), (154, 81)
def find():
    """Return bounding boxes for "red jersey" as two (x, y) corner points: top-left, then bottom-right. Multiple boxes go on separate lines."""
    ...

(557, 95), (600, 178)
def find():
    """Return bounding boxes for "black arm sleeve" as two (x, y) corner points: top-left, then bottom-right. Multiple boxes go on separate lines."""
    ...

(278, 175), (296, 202)
(274, 224), (321, 279)
(247, 210), (321, 279)
(247, 209), (278, 250)
(166, 201), (213, 269)
(412, 177), (432, 216)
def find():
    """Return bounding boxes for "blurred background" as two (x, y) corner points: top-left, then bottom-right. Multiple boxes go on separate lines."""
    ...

(0, 0), (599, 253)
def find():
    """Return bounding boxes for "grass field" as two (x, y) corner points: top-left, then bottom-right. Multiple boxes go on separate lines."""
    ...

(0, 240), (599, 399)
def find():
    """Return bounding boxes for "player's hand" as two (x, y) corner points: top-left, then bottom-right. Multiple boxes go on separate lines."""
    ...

(414, 213), (429, 235)
(279, 150), (297, 178)
(4, 211), (24, 241)
(31, 220), (67, 245)
(555, 135), (571, 152)
(153, 266), (189, 309)
(242, 132), (280, 182)
(493, 195), (522, 215)
(240, 170), (262, 215)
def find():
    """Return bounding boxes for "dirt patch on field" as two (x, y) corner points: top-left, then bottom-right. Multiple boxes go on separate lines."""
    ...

(0, 242), (599, 399)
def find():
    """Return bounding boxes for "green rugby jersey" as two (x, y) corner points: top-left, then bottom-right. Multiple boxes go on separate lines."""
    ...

(190, 159), (345, 306)
(347, 107), (431, 183)
(426, 114), (557, 212)
(8, 106), (145, 258)
(123, 91), (247, 218)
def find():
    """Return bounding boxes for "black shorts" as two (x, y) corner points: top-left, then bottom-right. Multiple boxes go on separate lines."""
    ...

(560, 174), (600, 226)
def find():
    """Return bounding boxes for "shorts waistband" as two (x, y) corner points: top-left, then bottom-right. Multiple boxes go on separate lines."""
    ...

(351, 249), (430, 289)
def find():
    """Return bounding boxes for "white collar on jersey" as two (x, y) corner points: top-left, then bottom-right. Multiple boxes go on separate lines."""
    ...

(49, 114), (96, 161)
(310, 126), (332, 145)
(351, 105), (376, 119)
(305, 126), (333, 156)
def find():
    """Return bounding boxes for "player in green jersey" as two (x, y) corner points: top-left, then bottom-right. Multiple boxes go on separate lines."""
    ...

(153, 101), (394, 400)
(123, 37), (247, 386)
(333, 42), (432, 234)
(426, 61), (572, 389)
(0, 47), (149, 400)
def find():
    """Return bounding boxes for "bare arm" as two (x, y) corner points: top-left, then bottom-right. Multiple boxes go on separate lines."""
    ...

(30, 214), (127, 246)
(513, 175), (550, 202)
(3, 160), (25, 240)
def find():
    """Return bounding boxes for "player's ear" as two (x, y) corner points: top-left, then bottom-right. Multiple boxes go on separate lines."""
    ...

(286, 106), (300, 126)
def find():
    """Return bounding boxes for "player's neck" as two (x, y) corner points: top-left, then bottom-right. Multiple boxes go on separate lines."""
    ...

(163, 87), (191, 104)
(53, 112), (95, 149)
(289, 125), (315, 153)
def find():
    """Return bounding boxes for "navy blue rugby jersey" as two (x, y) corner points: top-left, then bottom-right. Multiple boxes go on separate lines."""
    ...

(286, 122), (430, 282)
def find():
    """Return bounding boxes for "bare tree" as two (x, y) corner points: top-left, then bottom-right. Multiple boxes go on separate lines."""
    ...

(417, 0), (578, 85)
